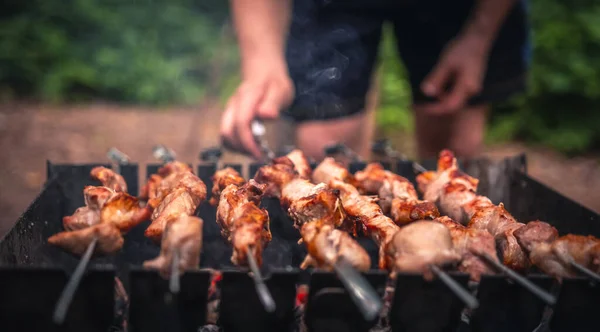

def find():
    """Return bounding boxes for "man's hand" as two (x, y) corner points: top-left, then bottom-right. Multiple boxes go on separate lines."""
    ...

(220, 65), (294, 159)
(420, 32), (491, 114)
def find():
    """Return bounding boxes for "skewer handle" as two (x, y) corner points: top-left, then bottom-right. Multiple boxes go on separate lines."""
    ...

(53, 237), (98, 324)
(153, 145), (176, 163)
(251, 120), (275, 162)
(199, 147), (223, 163)
(480, 253), (556, 305)
(247, 247), (276, 313)
(369, 139), (428, 174)
(430, 265), (479, 310)
(332, 259), (383, 322)
(324, 143), (362, 162)
(170, 250), (181, 294)
(107, 147), (130, 165)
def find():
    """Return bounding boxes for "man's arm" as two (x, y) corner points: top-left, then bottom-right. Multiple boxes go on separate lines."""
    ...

(221, 0), (295, 159)
(230, 0), (292, 78)
(461, 0), (520, 50)
(420, 0), (520, 113)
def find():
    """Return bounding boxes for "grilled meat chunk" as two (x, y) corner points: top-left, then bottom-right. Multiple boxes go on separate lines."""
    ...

(48, 223), (124, 256)
(416, 150), (494, 224)
(91, 166), (128, 193)
(435, 216), (498, 281)
(281, 179), (348, 231)
(468, 204), (530, 271)
(216, 180), (272, 266)
(143, 215), (203, 278)
(513, 221), (559, 255)
(286, 149), (312, 180)
(329, 179), (400, 270)
(157, 161), (193, 177)
(83, 186), (116, 210)
(145, 187), (199, 243)
(63, 186), (116, 231)
(101, 193), (152, 233)
(384, 220), (461, 280)
(312, 157), (354, 185)
(148, 171), (207, 209)
(210, 167), (245, 206)
(354, 162), (439, 225)
(253, 156), (298, 197)
(529, 234), (600, 279)
(300, 222), (371, 272)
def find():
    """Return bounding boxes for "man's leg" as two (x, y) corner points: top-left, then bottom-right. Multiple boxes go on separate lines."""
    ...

(413, 104), (489, 160)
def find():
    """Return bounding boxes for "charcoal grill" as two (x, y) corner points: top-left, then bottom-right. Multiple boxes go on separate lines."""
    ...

(0, 155), (599, 332)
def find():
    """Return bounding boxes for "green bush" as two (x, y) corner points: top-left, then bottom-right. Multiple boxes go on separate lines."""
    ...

(0, 0), (237, 105)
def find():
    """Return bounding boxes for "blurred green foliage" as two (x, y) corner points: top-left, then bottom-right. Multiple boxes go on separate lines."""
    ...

(1, 0), (599, 153)
(0, 0), (237, 105)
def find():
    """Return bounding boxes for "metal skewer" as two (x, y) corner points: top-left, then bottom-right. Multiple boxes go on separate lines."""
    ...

(199, 144), (277, 313)
(331, 258), (383, 321)
(246, 246), (276, 313)
(371, 139), (427, 173)
(170, 250), (181, 293)
(324, 142), (363, 162)
(479, 253), (556, 305)
(53, 237), (98, 324)
(568, 257), (600, 282)
(251, 120), (275, 162)
(430, 264), (479, 310)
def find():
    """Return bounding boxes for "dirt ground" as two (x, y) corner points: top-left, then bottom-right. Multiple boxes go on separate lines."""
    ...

(1, 102), (599, 237)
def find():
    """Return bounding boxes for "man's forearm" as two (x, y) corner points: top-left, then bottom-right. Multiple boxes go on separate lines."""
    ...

(230, 0), (292, 75)
(462, 0), (519, 48)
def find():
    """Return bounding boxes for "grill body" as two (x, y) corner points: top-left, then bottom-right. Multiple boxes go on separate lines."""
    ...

(0, 156), (598, 332)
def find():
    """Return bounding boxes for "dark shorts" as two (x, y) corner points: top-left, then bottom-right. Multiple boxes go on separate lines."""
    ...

(282, 0), (531, 122)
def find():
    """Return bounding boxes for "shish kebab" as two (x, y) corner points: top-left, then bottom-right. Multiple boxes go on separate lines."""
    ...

(205, 147), (276, 313)
(248, 127), (382, 321)
(418, 149), (600, 282)
(141, 145), (206, 293)
(312, 157), (479, 309)
(48, 148), (149, 324)
(341, 144), (557, 303)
